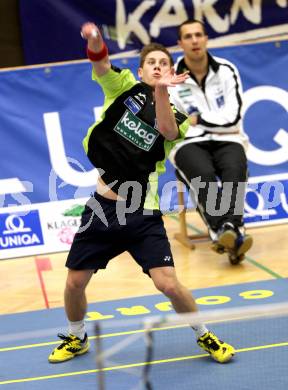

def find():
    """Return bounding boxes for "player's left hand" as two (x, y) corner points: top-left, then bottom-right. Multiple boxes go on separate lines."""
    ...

(157, 69), (189, 87)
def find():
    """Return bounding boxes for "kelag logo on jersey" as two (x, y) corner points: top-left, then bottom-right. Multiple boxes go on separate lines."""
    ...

(114, 109), (159, 151)
(0, 210), (44, 250)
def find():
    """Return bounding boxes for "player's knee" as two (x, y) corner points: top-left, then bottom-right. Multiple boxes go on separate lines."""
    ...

(66, 276), (86, 292)
(154, 278), (180, 298)
(66, 269), (93, 292)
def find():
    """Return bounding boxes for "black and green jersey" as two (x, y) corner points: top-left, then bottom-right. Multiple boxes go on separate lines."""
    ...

(83, 66), (190, 210)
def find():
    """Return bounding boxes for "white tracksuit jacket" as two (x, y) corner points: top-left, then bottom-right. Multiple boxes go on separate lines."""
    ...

(169, 53), (249, 164)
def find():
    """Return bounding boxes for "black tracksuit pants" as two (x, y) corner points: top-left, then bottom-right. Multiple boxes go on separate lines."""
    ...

(174, 141), (248, 232)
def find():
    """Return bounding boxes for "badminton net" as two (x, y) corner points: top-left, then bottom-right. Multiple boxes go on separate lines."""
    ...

(94, 301), (288, 390)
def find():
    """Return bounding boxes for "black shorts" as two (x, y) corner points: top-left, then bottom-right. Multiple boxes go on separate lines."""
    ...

(66, 192), (174, 275)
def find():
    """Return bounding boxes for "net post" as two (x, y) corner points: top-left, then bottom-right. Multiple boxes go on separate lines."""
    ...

(95, 322), (105, 390)
(143, 321), (155, 390)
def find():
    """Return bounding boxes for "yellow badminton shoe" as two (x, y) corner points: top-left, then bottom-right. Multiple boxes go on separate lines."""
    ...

(197, 332), (235, 363)
(48, 333), (89, 363)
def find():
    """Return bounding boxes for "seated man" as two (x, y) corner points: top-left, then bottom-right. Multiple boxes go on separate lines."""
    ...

(169, 19), (253, 264)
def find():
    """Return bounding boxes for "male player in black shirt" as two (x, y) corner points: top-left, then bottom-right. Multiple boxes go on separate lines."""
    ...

(48, 22), (235, 364)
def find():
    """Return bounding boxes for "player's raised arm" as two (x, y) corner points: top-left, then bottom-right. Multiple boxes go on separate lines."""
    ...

(80, 22), (111, 77)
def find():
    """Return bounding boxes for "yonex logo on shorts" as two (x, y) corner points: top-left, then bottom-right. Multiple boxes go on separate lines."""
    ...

(114, 110), (159, 151)
(164, 256), (171, 262)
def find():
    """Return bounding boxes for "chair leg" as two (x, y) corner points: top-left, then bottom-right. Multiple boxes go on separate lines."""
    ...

(174, 181), (209, 249)
(174, 182), (196, 249)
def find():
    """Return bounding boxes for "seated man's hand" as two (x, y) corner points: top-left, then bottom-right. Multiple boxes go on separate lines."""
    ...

(189, 115), (198, 126)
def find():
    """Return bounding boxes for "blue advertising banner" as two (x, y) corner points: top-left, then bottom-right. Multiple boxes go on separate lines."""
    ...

(19, 0), (288, 65)
(0, 40), (288, 226)
(0, 210), (44, 251)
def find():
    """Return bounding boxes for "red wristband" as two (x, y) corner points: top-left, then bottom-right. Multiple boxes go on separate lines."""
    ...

(87, 44), (108, 62)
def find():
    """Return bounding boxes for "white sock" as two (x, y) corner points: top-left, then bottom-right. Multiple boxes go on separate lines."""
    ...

(68, 320), (86, 340)
(192, 324), (208, 339)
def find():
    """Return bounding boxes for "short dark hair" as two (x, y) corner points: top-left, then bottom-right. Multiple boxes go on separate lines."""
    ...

(178, 19), (207, 40)
(139, 43), (174, 67)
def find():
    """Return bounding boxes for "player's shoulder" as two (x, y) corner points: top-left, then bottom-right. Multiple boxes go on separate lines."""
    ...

(102, 65), (137, 89)
(110, 65), (136, 78)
